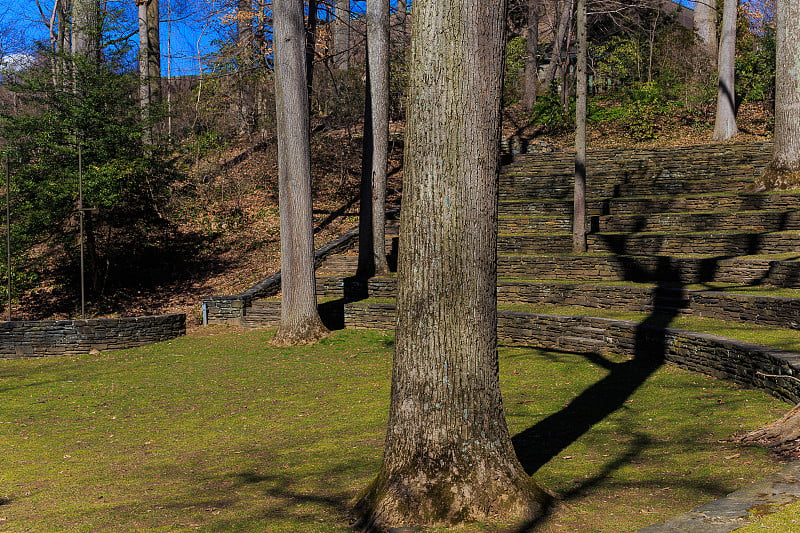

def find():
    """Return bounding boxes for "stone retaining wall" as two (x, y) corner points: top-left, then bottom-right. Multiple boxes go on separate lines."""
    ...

(343, 303), (800, 404)
(0, 313), (186, 358)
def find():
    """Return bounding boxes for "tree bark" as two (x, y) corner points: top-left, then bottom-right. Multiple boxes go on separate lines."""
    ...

(272, 0), (328, 345)
(71, 0), (101, 61)
(754, 0), (800, 191)
(305, 0), (318, 101)
(354, 0), (550, 528)
(522, 0), (539, 110)
(366, 0), (390, 276)
(138, 0), (161, 143)
(542, 0), (573, 92)
(693, 0), (717, 63)
(712, 0), (738, 142)
(238, 0), (254, 134)
(573, 0), (587, 253)
(333, 0), (350, 70)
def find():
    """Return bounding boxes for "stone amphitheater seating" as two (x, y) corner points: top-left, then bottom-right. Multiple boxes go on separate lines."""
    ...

(203, 142), (800, 401)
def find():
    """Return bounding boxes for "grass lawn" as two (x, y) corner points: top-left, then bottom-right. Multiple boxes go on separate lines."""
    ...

(0, 328), (792, 532)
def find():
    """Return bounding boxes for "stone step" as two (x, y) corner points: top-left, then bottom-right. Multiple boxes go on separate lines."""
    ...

(318, 253), (800, 288)
(499, 175), (751, 201)
(497, 231), (800, 256)
(498, 210), (800, 234)
(498, 192), (800, 218)
(502, 143), (772, 181)
(496, 255), (800, 288)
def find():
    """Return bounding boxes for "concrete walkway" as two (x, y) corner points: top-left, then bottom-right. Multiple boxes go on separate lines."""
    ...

(638, 461), (800, 532)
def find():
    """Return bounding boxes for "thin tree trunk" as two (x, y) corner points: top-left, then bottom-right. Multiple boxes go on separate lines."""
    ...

(368, 0), (389, 276)
(754, 0), (800, 190)
(712, 0), (738, 141)
(333, 0), (350, 70)
(305, 0), (318, 101)
(354, 0), (551, 527)
(272, 0), (328, 345)
(573, 0), (587, 253)
(138, 0), (161, 143)
(357, 49), (376, 279)
(523, 0), (539, 110)
(693, 0), (718, 63)
(542, 0), (573, 92)
(238, 0), (254, 134)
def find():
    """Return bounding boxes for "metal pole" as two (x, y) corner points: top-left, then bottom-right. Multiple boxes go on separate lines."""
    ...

(78, 144), (85, 318)
(4, 152), (10, 321)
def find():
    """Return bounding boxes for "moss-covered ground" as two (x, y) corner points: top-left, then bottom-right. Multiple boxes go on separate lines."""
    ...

(0, 328), (792, 532)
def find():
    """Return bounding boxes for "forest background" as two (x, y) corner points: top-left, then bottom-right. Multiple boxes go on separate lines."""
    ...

(0, 0), (781, 325)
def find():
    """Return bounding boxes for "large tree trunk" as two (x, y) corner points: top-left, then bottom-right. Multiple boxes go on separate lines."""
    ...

(72, 0), (101, 61)
(573, 0), (587, 253)
(522, 0), (539, 110)
(333, 0), (350, 70)
(693, 0), (717, 63)
(272, 0), (329, 346)
(542, 0), (573, 92)
(712, 0), (738, 141)
(354, 0), (550, 528)
(754, 0), (800, 191)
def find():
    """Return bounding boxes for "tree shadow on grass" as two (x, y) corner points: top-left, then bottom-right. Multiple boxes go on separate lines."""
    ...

(136, 462), (361, 531)
(510, 238), (719, 530)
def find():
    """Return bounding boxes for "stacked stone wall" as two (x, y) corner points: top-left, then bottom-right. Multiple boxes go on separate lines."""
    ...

(0, 314), (186, 358)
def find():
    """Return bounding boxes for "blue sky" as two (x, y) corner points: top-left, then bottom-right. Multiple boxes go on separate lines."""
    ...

(1, 0), (689, 76)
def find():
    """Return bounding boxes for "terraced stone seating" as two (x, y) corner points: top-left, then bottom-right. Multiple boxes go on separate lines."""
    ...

(204, 141), (800, 400)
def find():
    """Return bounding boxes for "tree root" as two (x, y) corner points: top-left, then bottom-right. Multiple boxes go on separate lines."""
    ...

(738, 403), (800, 460)
(749, 166), (800, 192)
(270, 320), (329, 346)
(353, 463), (553, 532)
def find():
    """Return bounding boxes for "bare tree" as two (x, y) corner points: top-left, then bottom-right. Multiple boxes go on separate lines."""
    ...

(138, 0), (161, 142)
(573, 0), (587, 252)
(693, 0), (717, 62)
(357, 0), (391, 278)
(305, 0), (318, 98)
(333, 0), (350, 69)
(237, 0), (255, 134)
(523, 0), (539, 110)
(753, 0), (800, 191)
(354, 0), (551, 527)
(712, 0), (738, 141)
(272, 0), (329, 345)
(542, 0), (573, 91)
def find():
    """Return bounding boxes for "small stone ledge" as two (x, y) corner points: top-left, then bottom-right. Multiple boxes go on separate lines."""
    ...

(0, 314), (186, 359)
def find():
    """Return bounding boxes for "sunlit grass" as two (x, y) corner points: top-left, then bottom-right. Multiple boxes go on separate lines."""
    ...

(0, 328), (791, 532)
